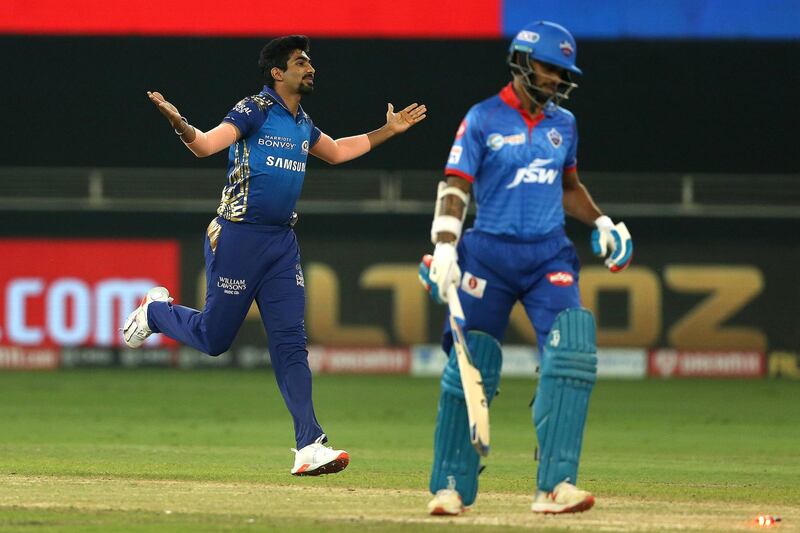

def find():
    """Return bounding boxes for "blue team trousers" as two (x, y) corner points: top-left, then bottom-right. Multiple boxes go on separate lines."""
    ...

(147, 217), (323, 448)
(442, 228), (582, 353)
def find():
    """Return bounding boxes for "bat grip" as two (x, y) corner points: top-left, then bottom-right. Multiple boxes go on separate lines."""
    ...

(446, 284), (465, 321)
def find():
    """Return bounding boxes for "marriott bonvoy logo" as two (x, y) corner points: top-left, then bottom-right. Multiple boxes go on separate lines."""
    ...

(218, 276), (247, 295)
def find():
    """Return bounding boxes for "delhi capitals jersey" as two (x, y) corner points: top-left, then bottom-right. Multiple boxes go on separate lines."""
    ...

(219, 85), (322, 226)
(445, 83), (578, 239)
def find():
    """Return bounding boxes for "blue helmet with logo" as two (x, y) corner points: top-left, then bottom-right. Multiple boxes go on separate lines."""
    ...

(508, 21), (581, 75)
(507, 21), (581, 106)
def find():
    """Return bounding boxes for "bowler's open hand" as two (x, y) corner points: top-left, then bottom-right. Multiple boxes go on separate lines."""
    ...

(147, 91), (184, 130)
(386, 102), (427, 134)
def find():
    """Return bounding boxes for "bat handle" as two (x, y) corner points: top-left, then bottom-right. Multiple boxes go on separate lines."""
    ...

(446, 284), (465, 321)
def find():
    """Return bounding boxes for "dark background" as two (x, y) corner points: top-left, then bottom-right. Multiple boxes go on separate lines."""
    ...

(2, 35), (798, 352)
(3, 36), (799, 172)
(2, 211), (797, 350)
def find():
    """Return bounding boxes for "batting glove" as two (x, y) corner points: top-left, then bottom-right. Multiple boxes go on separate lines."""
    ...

(591, 215), (633, 273)
(418, 242), (461, 303)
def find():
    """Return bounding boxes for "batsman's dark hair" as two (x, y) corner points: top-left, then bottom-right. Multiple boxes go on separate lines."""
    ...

(258, 35), (311, 87)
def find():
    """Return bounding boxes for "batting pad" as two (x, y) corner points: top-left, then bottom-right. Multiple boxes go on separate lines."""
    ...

(533, 307), (598, 492)
(430, 331), (501, 506)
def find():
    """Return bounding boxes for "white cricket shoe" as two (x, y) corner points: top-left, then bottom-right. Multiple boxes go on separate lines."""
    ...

(290, 434), (349, 476)
(427, 489), (464, 516)
(122, 286), (172, 348)
(531, 481), (595, 514)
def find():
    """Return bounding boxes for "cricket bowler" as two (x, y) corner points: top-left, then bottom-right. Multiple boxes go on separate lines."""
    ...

(122, 35), (426, 476)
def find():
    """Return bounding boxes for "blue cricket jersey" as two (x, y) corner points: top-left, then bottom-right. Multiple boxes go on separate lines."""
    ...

(445, 83), (578, 239)
(218, 86), (322, 226)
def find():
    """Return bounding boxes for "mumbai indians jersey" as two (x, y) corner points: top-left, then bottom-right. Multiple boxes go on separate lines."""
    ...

(445, 83), (578, 239)
(219, 85), (322, 226)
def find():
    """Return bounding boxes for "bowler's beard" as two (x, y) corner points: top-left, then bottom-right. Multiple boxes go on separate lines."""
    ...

(299, 83), (314, 95)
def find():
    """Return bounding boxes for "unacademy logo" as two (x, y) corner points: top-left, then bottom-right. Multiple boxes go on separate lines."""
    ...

(507, 158), (558, 189)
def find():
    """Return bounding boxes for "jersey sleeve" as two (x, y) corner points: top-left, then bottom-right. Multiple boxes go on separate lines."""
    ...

(309, 123), (322, 147)
(222, 97), (269, 139)
(564, 119), (578, 171)
(444, 106), (484, 183)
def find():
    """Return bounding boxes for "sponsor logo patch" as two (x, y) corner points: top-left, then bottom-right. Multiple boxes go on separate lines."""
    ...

(547, 128), (562, 148)
(448, 145), (463, 164)
(455, 119), (467, 140)
(218, 276), (247, 295)
(559, 40), (574, 57)
(547, 271), (574, 286)
(265, 156), (307, 172)
(296, 264), (305, 287)
(301, 140), (309, 155)
(517, 30), (540, 43)
(507, 158), (558, 189)
(258, 135), (296, 151)
(487, 132), (526, 151)
(503, 132), (525, 145)
(487, 133), (504, 151)
(461, 271), (487, 298)
(232, 99), (252, 115)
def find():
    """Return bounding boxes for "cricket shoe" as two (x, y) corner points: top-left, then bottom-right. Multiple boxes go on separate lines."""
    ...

(122, 286), (172, 348)
(427, 489), (464, 516)
(291, 434), (349, 476)
(531, 481), (595, 514)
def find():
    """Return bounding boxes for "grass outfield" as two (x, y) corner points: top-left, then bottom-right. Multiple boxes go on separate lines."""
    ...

(0, 370), (798, 532)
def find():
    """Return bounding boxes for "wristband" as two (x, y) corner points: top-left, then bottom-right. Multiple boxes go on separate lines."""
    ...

(174, 116), (189, 135)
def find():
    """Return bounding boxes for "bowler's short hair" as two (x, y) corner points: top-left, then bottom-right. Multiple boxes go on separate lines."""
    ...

(258, 35), (311, 87)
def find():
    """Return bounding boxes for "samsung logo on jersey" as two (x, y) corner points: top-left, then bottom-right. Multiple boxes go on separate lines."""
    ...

(266, 156), (307, 172)
(507, 158), (558, 189)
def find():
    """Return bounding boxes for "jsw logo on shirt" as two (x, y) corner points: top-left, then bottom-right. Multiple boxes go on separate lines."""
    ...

(506, 158), (559, 189)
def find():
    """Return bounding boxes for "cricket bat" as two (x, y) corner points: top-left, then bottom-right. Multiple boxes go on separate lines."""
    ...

(446, 283), (490, 457)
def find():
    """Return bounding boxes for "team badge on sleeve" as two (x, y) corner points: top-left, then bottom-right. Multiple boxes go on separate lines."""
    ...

(448, 146), (463, 164)
(547, 128), (562, 148)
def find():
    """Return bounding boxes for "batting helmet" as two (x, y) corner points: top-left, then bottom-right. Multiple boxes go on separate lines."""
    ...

(508, 21), (582, 75)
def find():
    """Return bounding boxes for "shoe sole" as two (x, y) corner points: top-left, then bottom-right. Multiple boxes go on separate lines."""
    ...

(292, 452), (349, 476)
(429, 505), (464, 516)
(532, 495), (595, 514)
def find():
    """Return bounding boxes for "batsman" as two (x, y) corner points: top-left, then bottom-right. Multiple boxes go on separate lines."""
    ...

(419, 21), (633, 515)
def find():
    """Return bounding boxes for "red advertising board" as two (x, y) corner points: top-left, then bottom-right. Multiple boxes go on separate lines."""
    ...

(0, 346), (60, 369)
(0, 0), (500, 38)
(649, 349), (765, 378)
(0, 240), (179, 350)
(309, 346), (411, 374)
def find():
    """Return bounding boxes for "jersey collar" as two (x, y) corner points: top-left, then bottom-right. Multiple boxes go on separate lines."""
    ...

(262, 85), (309, 122)
(499, 83), (546, 131)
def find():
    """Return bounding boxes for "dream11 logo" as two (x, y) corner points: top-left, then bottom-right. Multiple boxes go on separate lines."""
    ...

(0, 240), (180, 348)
